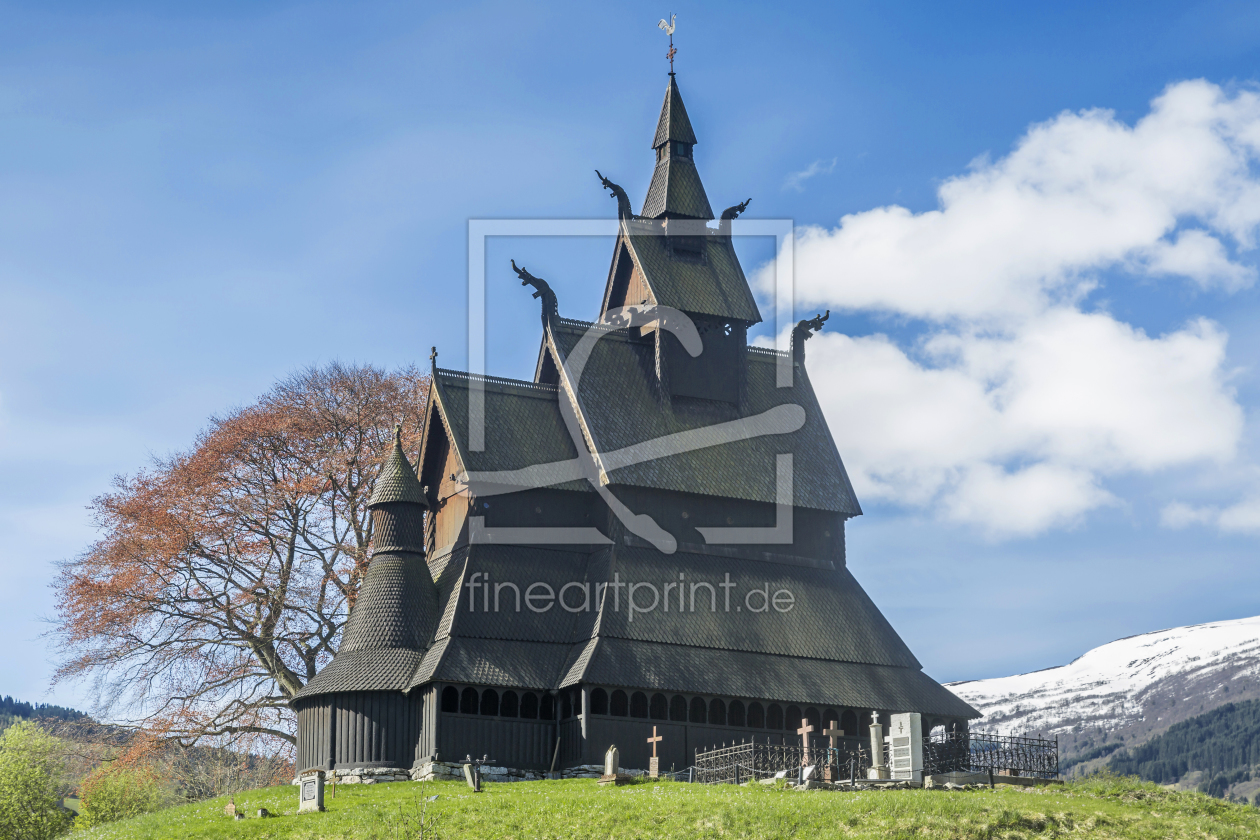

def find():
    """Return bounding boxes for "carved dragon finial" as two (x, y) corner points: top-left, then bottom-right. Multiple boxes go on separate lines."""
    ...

(511, 259), (559, 328)
(791, 309), (829, 362)
(595, 170), (634, 222)
(719, 198), (751, 237)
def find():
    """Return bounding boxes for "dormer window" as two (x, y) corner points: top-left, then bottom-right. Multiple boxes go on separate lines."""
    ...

(673, 141), (692, 159)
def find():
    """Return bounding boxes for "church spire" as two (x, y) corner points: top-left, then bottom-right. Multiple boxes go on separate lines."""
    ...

(640, 75), (713, 220)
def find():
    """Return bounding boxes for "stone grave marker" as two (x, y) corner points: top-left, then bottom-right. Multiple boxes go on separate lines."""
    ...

(298, 770), (325, 813)
(867, 711), (889, 780)
(888, 712), (923, 782)
(599, 744), (630, 786)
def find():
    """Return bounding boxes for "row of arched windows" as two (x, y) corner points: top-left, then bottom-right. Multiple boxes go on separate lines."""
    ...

(440, 686), (556, 720)
(440, 684), (877, 737)
(587, 688), (861, 735)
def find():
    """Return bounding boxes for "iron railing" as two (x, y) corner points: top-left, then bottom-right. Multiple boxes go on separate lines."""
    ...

(924, 731), (1058, 779)
(693, 737), (870, 785)
(693, 730), (1058, 785)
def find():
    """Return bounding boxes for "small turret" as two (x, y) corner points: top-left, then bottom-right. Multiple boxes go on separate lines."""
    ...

(293, 427), (437, 697)
(641, 75), (713, 220)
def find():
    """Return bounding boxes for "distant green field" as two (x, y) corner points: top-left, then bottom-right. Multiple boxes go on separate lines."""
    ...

(67, 773), (1260, 840)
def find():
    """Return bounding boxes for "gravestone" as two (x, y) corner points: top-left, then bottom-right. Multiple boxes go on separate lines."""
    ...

(822, 720), (845, 783)
(298, 770), (325, 813)
(646, 727), (663, 778)
(888, 713), (923, 782)
(599, 744), (630, 786)
(867, 711), (889, 780)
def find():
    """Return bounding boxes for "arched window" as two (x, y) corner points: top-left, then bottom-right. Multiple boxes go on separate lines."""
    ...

(610, 690), (629, 717)
(824, 709), (839, 732)
(929, 723), (946, 739)
(441, 686), (459, 713)
(540, 694), (555, 720)
(786, 706), (803, 730)
(650, 694), (668, 720)
(669, 695), (688, 722)
(520, 693), (539, 719)
(747, 702), (765, 728)
(805, 707), (820, 730)
(766, 704), (783, 730)
(460, 687), (478, 715)
(590, 688), (609, 715)
(630, 692), (649, 718)
(689, 696), (707, 724)
(728, 700), (745, 727)
(708, 698), (726, 726)
(480, 689), (500, 716)
(841, 710), (858, 737)
(501, 691), (519, 717)
(561, 693), (572, 720)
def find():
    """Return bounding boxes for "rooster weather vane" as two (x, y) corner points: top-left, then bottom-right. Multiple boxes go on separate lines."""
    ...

(658, 14), (677, 73)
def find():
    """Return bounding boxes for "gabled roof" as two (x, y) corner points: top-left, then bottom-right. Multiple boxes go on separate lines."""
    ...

(418, 369), (587, 495)
(547, 320), (861, 515)
(619, 220), (761, 323)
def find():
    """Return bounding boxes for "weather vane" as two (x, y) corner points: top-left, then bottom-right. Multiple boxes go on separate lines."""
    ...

(658, 14), (676, 74)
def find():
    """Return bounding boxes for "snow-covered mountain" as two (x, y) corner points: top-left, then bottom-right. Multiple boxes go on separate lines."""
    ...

(948, 615), (1260, 767)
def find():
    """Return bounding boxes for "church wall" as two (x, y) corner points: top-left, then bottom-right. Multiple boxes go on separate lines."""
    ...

(433, 492), (469, 553)
(331, 691), (422, 770)
(294, 699), (333, 772)
(434, 711), (557, 770)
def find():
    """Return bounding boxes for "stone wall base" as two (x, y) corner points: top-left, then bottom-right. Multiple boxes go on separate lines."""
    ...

(297, 762), (650, 785)
(410, 761), (546, 783)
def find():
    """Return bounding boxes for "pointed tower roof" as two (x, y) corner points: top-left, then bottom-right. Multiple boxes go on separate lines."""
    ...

(652, 74), (697, 147)
(641, 75), (713, 220)
(368, 427), (427, 508)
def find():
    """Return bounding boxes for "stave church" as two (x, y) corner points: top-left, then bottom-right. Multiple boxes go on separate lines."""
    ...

(292, 68), (978, 780)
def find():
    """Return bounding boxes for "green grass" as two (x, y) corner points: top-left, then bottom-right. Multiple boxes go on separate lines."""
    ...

(68, 773), (1260, 839)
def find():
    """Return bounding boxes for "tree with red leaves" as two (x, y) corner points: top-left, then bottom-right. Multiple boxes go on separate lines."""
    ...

(53, 362), (429, 747)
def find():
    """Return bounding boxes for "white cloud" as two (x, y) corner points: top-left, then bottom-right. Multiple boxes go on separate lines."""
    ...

(1161, 497), (1260, 532)
(783, 158), (837, 192)
(772, 80), (1260, 536)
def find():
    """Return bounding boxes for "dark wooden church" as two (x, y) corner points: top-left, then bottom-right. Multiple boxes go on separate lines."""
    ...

(293, 72), (978, 778)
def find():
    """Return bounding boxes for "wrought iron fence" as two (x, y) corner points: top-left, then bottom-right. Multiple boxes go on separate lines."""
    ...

(693, 737), (869, 785)
(924, 731), (1058, 779)
(693, 730), (1058, 785)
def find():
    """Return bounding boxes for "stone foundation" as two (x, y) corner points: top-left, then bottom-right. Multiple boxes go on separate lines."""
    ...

(300, 761), (647, 785)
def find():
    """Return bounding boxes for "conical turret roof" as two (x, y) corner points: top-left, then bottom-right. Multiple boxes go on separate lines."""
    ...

(368, 427), (427, 508)
(642, 75), (713, 220)
(652, 74), (697, 148)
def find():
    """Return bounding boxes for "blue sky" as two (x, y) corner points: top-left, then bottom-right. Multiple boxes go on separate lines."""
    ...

(4, 0), (1260, 712)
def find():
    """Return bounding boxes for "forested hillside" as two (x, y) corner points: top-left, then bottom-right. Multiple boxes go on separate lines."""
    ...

(1109, 699), (1260, 801)
(0, 694), (87, 731)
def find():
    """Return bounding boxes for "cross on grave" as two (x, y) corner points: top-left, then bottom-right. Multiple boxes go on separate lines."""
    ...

(646, 726), (663, 778)
(822, 720), (845, 783)
(796, 718), (815, 766)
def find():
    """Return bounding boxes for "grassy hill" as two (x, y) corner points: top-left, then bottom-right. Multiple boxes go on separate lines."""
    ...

(1108, 698), (1260, 802)
(67, 773), (1260, 840)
